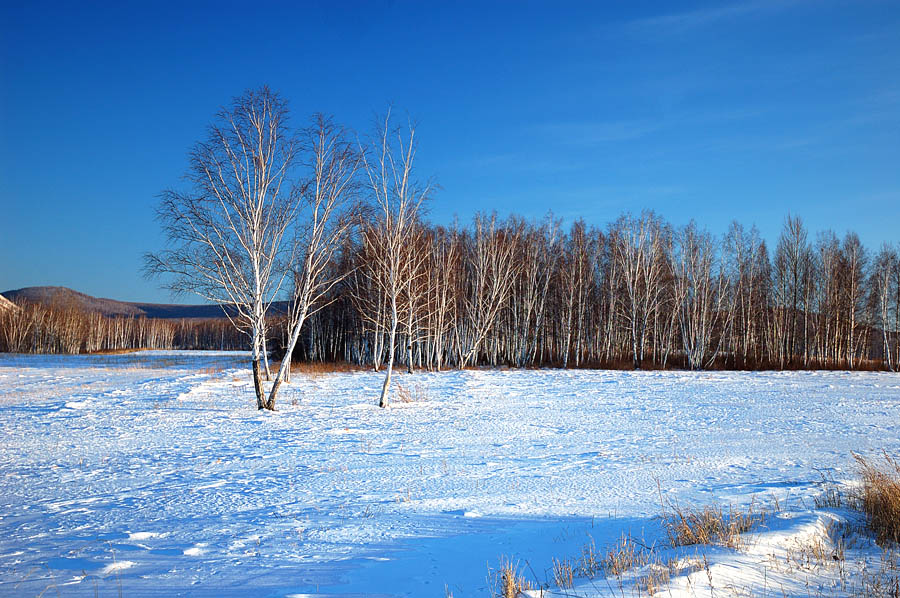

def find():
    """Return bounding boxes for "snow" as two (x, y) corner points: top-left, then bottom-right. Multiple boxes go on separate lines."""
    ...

(0, 350), (898, 596)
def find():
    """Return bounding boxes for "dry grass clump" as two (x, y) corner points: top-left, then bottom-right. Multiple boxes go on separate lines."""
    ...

(288, 361), (359, 378)
(603, 533), (648, 576)
(552, 556), (574, 589)
(814, 479), (848, 509)
(662, 501), (766, 549)
(89, 348), (145, 355)
(640, 558), (678, 596)
(578, 538), (601, 578)
(396, 383), (428, 403)
(490, 557), (532, 598)
(478, 457), (898, 598)
(854, 452), (900, 547)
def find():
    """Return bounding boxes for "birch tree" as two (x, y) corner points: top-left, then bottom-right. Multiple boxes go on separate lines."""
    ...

(459, 214), (520, 367)
(611, 211), (669, 369)
(672, 222), (726, 369)
(871, 244), (899, 371)
(146, 87), (299, 409)
(772, 216), (810, 367)
(361, 111), (431, 407)
(559, 220), (594, 368)
(510, 215), (560, 367)
(265, 114), (362, 410)
(840, 232), (868, 368)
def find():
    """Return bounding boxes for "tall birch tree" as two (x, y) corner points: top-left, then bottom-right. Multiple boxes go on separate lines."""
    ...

(361, 111), (431, 407)
(265, 114), (362, 409)
(146, 87), (298, 409)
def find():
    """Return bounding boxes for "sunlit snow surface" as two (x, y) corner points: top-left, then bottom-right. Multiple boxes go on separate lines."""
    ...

(0, 351), (898, 596)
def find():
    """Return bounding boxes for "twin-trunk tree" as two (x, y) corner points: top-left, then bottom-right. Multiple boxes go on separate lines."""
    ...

(147, 88), (361, 410)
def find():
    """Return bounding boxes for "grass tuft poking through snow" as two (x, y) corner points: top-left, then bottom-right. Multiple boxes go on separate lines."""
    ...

(602, 533), (648, 577)
(661, 500), (767, 549)
(395, 383), (429, 403)
(855, 451), (900, 547)
(490, 557), (532, 598)
(551, 556), (574, 589)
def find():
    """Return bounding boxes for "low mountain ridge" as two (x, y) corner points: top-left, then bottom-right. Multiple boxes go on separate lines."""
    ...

(0, 286), (257, 319)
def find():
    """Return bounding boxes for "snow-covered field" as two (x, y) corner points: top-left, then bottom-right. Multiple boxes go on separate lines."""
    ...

(0, 351), (898, 597)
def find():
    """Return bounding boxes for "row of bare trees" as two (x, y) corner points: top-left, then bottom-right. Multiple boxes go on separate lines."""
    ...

(285, 212), (899, 375)
(145, 86), (898, 408)
(0, 300), (245, 354)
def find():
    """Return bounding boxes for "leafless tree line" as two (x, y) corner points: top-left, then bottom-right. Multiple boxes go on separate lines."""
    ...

(0, 300), (245, 354)
(285, 212), (899, 374)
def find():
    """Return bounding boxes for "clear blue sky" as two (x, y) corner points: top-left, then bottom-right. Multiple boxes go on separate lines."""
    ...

(1, 1), (898, 303)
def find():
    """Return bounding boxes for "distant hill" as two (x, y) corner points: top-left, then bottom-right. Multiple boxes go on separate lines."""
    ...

(0, 286), (283, 319)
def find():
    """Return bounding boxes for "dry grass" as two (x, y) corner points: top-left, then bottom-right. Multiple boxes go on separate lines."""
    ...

(640, 558), (677, 596)
(814, 480), (848, 509)
(88, 348), (146, 355)
(858, 547), (900, 598)
(662, 500), (766, 549)
(484, 499), (767, 597)
(855, 452), (900, 547)
(490, 557), (532, 598)
(603, 533), (648, 576)
(287, 361), (361, 379)
(578, 538), (601, 578)
(552, 556), (574, 589)
(395, 383), (428, 403)
(290, 361), (359, 373)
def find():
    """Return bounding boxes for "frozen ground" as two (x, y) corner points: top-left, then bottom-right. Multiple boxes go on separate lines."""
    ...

(0, 351), (898, 597)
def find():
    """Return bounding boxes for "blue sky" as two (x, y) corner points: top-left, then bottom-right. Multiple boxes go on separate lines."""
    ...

(1, 1), (898, 303)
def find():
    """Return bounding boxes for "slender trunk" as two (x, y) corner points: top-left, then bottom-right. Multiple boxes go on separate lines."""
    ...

(262, 334), (271, 381)
(379, 328), (396, 407)
(266, 302), (309, 411)
(252, 357), (265, 410)
(379, 298), (399, 408)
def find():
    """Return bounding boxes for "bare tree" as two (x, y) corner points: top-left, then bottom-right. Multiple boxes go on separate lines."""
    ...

(265, 115), (362, 409)
(815, 231), (842, 366)
(397, 219), (430, 373)
(146, 87), (299, 410)
(841, 232), (868, 368)
(361, 110), (431, 407)
(559, 220), (595, 368)
(458, 214), (520, 367)
(672, 221), (726, 369)
(610, 211), (669, 369)
(509, 215), (560, 367)
(423, 226), (462, 370)
(871, 244), (899, 371)
(772, 215), (810, 367)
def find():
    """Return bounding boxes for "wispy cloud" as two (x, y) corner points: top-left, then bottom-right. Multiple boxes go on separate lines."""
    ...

(531, 120), (662, 145)
(454, 151), (588, 174)
(626, 0), (803, 36)
(531, 107), (766, 148)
